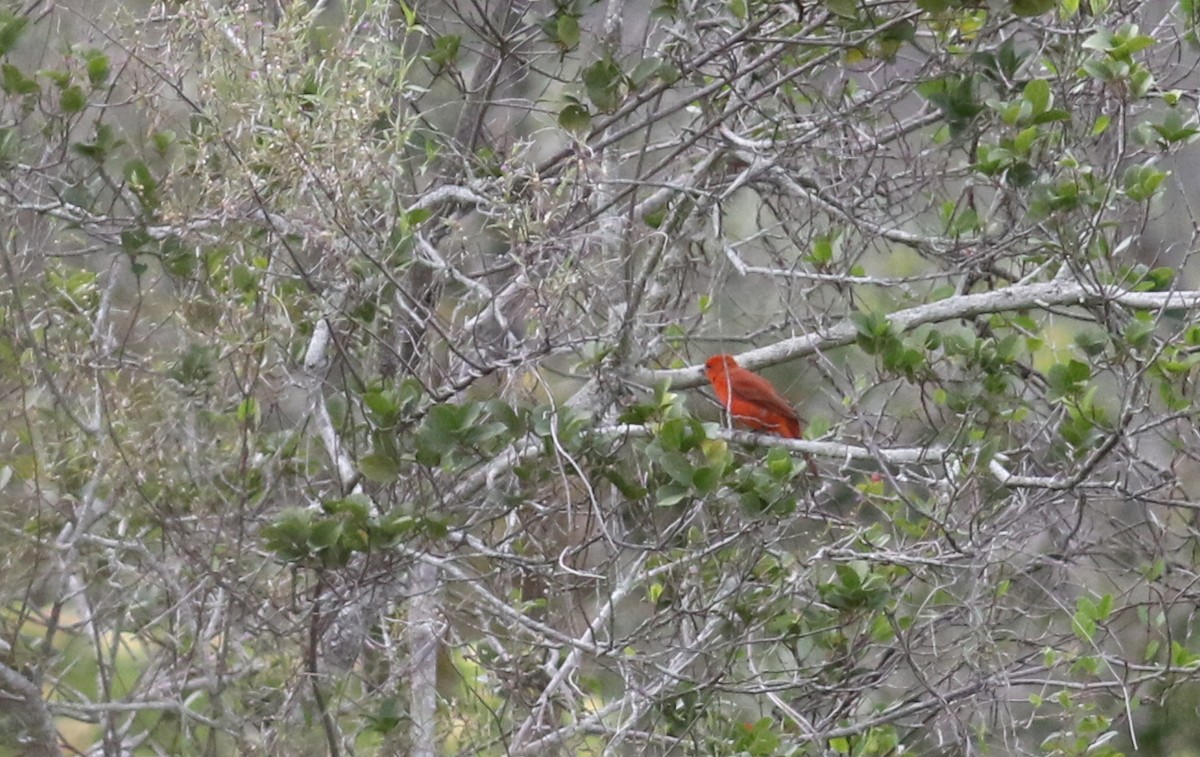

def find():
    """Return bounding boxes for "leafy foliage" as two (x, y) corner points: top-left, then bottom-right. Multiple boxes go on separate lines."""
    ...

(4, 0), (1200, 753)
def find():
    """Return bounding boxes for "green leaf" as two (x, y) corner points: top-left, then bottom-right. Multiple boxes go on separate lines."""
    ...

(428, 35), (461, 67)
(1047, 358), (1090, 399)
(151, 129), (176, 156)
(322, 495), (372, 522)
(852, 311), (895, 353)
(603, 468), (648, 500)
(1144, 266), (1175, 291)
(1011, 0), (1054, 16)
(235, 398), (259, 425)
(359, 452), (401, 483)
(691, 465), (721, 492)
(1122, 162), (1167, 201)
(1082, 29), (1115, 52)
(0, 12), (28, 57)
(158, 236), (195, 278)
(363, 389), (402, 425)
(124, 159), (158, 208)
(60, 85), (86, 113)
(918, 74), (984, 135)
(1144, 639), (1160, 662)
(1172, 641), (1200, 668)
(1012, 126), (1039, 154)
(809, 233), (837, 266)
(657, 450), (695, 486)
(1074, 330), (1108, 357)
(656, 483), (689, 507)
(1112, 26), (1155, 57)
(826, 0), (860, 18)
(583, 58), (625, 113)
(1072, 598), (1097, 641)
(84, 50), (110, 86)
(262, 508), (315, 562)
(309, 518), (344, 550)
(231, 264), (257, 292)
(1130, 65), (1155, 98)
(1125, 315), (1155, 348)
(405, 207), (432, 226)
(1023, 79), (1051, 113)
(1030, 108), (1071, 124)
(72, 123), (122, 162)
(660, 417), (705, 452)
(169, 344), (218, 387)
(556, 14), (580, 50)
(766, 447), (793, 479)
(1, 63), (37, 95)
(1150, 111), (1200, 144)
(429, 402), (472, 433)
(559, 103), (591, 132)
(41, 68), (70, 87)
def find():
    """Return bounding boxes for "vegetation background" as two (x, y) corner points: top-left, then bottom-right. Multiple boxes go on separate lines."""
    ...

(4, 0), (1200, 754)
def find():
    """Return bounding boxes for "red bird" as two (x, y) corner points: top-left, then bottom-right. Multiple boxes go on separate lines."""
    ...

(704, 354), (819, 476)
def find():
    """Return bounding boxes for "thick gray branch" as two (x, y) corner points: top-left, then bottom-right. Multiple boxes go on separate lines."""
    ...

(646, 280), (1200, 388)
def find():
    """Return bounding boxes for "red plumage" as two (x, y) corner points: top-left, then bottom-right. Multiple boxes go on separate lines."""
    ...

(704, 354), (818, 476)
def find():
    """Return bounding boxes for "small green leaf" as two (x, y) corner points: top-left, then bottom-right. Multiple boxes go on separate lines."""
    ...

(656, 483), (689, 507)
(556, 14), (580, 50)
(151, 129), (176, 156)
(1, 63), (38, 95)
(60, 85), (86, 113)
(583, 58), (625, 113)
(124, 159), (158, 207)
(1023, 79), (1051, 113)
(629, 58), (663, 88)
(428, 35), (461, 67)
(72, 123), (122, 162)
(1083, 29), (1116, 52)
(657, 450), (695, 486)
(826, 0), (860, 18)
(262, 508), (315, 562)
(1030, 108), (1071, 124)
(84, 50), (110, 86)
(1144, 266), (1175, 291)
(766, 447), (793, 479)
(359, 452), (401, 483)
(1011, 126), (1038, 154)
(0, 127), (18, 166)
(235, 397), (259, 425)
(559, 103), (591, 132)
(809, 233), (837, 266)
(692, 465), (721, 492)
(0, 12), (28, 57)
(406, 207), (432, 226)
(169, 344), (218, 387)
(1144, 639), (1160, 662)
(1011, 0), (1054, 16)
(1047, 358), (1091, 398)
(1122, 162), (1167, 201)
(643, 204), (667, 228)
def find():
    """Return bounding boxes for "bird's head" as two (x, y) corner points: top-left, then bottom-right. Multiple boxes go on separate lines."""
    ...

(704, 354), (739, 379)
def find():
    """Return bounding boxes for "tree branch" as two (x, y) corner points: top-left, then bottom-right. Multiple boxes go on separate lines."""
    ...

(646, 280), (1200, 387)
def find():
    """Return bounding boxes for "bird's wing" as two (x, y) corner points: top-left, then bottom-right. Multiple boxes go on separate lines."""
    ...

(729, 368), (799, 421)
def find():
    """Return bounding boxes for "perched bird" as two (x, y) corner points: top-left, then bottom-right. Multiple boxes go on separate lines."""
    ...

(703, 354), (819, 477)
